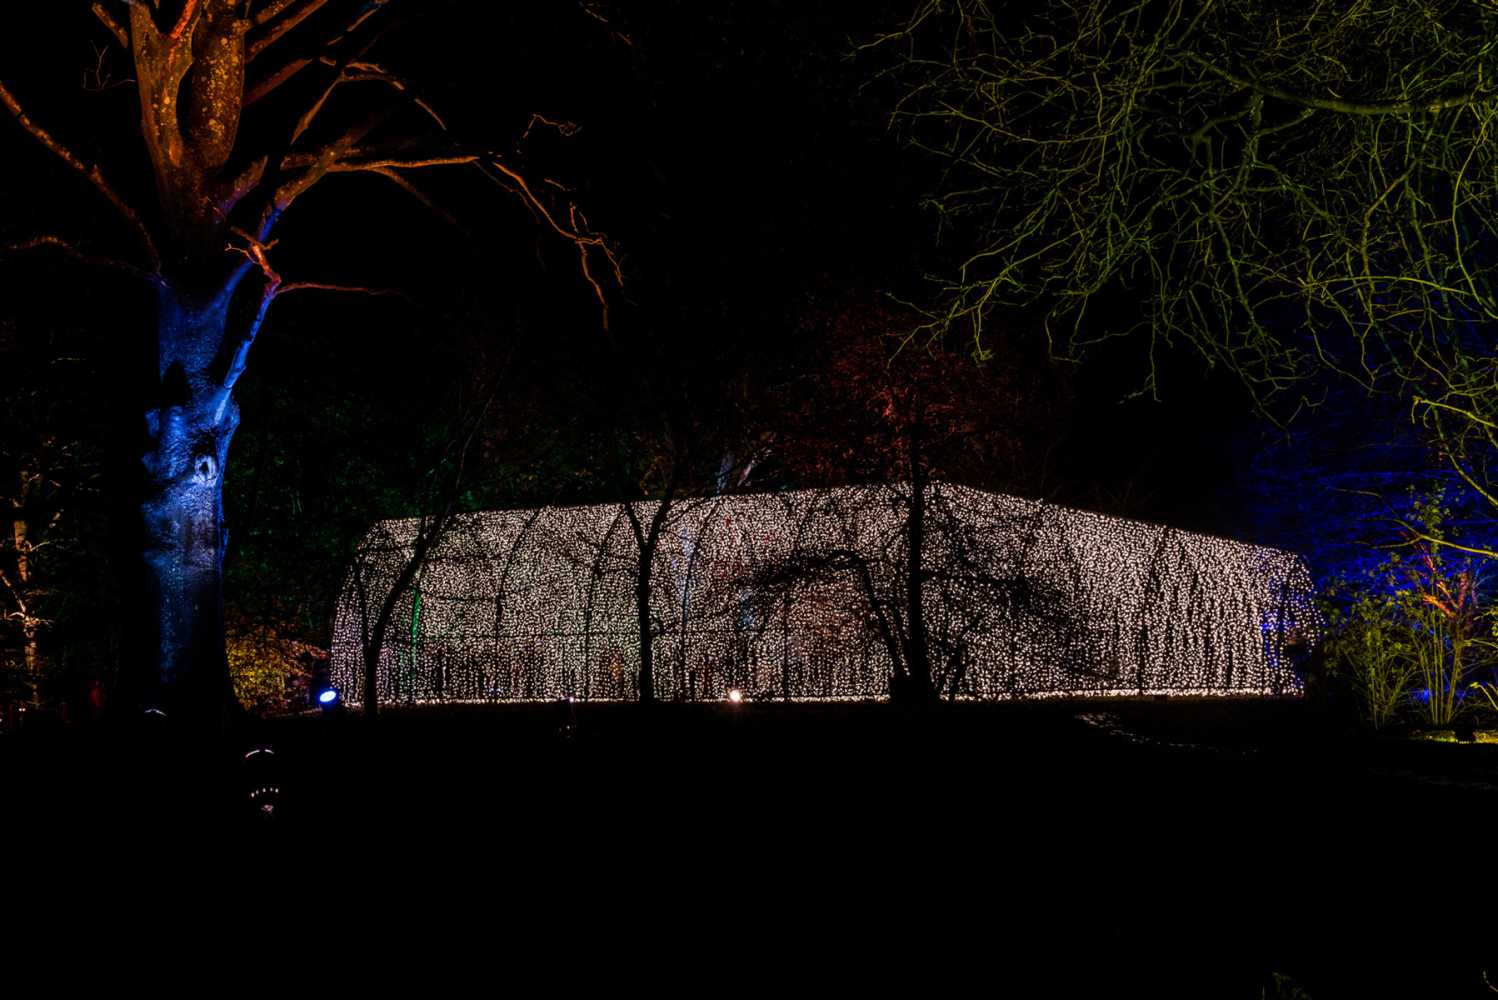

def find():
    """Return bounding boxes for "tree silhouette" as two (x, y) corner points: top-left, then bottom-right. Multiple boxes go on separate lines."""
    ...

(771, 293), (1068, 700)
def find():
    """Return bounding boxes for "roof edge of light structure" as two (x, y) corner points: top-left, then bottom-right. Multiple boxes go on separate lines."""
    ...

(351, 480), (1298, 551)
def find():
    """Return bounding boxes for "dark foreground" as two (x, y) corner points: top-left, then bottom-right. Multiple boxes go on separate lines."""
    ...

(6, 698), (1497, 996)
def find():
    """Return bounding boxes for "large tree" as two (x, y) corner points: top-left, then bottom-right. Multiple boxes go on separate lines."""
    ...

(868, 0), (1498, 551)
(0, 1), (616, 727)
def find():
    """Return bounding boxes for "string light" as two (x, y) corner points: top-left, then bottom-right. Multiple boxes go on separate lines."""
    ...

(330, 483), (1318, 705)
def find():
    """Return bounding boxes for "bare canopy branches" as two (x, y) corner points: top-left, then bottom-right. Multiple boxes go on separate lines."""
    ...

(869, 0), (1498, 554)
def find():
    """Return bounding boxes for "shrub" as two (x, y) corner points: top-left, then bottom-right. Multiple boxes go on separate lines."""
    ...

(226, 622), (322, 715)
(1315, 489), (1496, 729)
(1316, 592), (1420, 731)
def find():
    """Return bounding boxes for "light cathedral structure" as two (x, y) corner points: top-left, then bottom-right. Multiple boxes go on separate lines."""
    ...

(329, 483), (1319, 705)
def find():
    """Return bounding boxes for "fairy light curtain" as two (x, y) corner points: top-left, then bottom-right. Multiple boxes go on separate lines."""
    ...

(330, 483), (1318, 704)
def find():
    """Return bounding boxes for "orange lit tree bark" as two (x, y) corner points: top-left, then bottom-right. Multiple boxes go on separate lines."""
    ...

(1, 1), (616, 728)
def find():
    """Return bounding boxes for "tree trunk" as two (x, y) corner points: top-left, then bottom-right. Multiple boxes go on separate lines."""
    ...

(899, 425), (934, 704)
(624, 498), (673, 704)
(126, 288), (240, 728)
(635, 560), (655, 703)
(362, 546), (428, 720)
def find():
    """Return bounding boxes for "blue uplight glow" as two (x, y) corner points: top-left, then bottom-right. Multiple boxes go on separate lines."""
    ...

(318, 688), (339, 706)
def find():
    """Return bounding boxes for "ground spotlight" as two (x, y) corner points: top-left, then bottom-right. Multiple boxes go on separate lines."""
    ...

(727, 688), (745, 704)
(317, 687), (340, 710)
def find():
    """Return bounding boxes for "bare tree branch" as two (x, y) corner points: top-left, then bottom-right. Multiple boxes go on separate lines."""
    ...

(244, 3), (399, 103)
(330, 154), (477, 171)
(1184, 54), (1498, 117)
(248, 0), (333, 61)
(1, 235), (162, 284)
(345, 61), (446, 130)
(365, 166), (464, 231)
(0, 78), (160, 271)
(254, 0), (303, 26)
(243, 54), (314, 105)
(276, 279), (410, 300)
(169, 0), (205, 43)
(480, 158), (621, 328)
(91, 2), (130, 48)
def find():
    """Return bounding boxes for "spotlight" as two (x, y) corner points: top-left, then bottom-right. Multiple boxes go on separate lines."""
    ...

(317, 687), (339, 707)
(727, 688), (745, 704)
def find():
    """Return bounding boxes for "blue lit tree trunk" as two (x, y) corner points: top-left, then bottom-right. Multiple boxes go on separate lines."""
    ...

(132, 288), (240, 722)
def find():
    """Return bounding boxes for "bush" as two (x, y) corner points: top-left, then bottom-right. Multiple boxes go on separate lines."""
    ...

(1316, 593), (1420, 731)
(226, 622), (322, 715)
(1315, 489), (1494, 730)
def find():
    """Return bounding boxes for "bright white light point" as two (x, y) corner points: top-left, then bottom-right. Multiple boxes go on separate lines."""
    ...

(728, 689), (744, 704)
(330, 482), (1319, 705)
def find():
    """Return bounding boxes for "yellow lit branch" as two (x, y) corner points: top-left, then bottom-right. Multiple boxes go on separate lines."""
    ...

(868, 0), (1498, 529)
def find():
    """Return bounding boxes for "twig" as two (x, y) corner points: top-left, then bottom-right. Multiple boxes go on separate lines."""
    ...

(2, 235), (161, 284)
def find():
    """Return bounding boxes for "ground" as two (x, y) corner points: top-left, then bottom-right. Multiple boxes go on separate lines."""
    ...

(6, 698), (1497, 995)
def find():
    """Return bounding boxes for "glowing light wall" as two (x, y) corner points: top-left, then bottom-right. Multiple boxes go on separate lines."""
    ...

(329, 483), (1318, 704)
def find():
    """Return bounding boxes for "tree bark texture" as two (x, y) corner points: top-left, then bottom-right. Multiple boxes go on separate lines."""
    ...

(131, 289), (240, 725)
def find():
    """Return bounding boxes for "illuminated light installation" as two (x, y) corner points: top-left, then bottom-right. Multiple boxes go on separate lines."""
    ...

(329, 483), (1318, 705)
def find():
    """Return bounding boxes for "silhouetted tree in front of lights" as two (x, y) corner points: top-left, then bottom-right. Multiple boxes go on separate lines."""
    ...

(768, 293), (1068, 702)
(347, 363), (504, 718)
(746, 482), (1083, 702)
(0, 2), (617, 727)
(575, 304), (774, 704)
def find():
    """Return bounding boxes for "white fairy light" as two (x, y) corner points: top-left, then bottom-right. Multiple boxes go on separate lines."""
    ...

(330, 483), (1318, 705)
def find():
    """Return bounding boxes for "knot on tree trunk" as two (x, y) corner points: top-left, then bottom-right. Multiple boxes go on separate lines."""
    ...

(192, 453), (218, 485)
